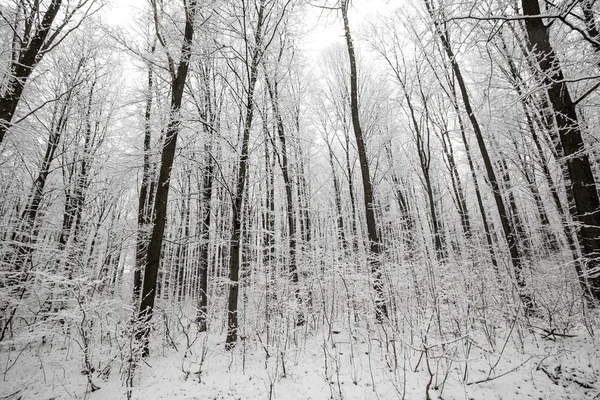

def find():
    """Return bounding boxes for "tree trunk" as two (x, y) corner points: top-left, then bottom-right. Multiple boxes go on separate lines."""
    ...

(327, 138), (348, 250)
(225, 2), (266, 351)
(134, 42), (157, 303)
(341, 0), (388, 321)
(0, 90), (70, 341)
(440, 129), (472, 240)
(137, 0), (197, 356)
(265, 72), (304, 325)
(425, 0), (531, 309)
(522, 0), (600, 301)
(196, 143), (215, 330)
(0, 0), (63, 144)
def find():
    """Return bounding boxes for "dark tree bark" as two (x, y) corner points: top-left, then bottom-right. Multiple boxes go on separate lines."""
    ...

(136, 0), (198, 356)
(439, 128), (472, 241)
(384, 144), (416, 256)
(196, 144), (215, 330)
(496, 34), (581, 265)
(400, 75), (445, 262)
(225, 1), (266, 351)
(0, 0), (64, 144)
(341, 0), (388, 321)
(522, 0), (600, 301)
(425, 0), (531, 310)
(342, 110), (359, 250)
(582, 0), (600, 59)
(456, 108), (499, 275)
(264, 70), (304, 325)
(134, 41), (157, 304)
(189, 57), (220, 329)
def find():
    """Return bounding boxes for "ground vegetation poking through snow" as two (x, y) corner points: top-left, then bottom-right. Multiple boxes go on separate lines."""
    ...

(1, 300), (599, 400)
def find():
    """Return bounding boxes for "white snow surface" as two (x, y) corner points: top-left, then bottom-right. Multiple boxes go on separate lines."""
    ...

(1, 307), (599, 400)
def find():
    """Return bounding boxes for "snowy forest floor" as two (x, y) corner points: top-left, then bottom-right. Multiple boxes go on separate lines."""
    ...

(1, 302), (599, 400)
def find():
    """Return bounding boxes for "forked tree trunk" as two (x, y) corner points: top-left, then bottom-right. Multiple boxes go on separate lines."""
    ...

(137, 0), (197, 356)
(0, 0), (63, 144)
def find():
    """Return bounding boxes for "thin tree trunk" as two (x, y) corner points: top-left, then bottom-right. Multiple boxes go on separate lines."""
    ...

(196, 144), (215, 331)
(497, 156), (531, 260)
(426, 0), (531, 310)
(264, 73), (304, 325)
(343, 121), (359, 250)
(327, 138), (348, 250)
(225, 2), (266, 351)
(440, 129), (472, 240)
(384, 144), (416, 258)
(262, 115), (276, 336)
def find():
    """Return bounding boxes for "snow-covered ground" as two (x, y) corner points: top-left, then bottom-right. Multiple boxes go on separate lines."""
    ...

(2, 306), (598, 400)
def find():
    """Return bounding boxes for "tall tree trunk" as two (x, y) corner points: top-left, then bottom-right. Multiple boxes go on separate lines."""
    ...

(496, 35), (561, 253)
(262, 119), (277, 337)
(341, 0), (388, 321)
(327, 138), (348, 250)
(343, 120), (359, 250)
(137, 0), (197, 356)
(425, 0), (530, 309)
(522, 0), (600, 301)
(440, 129), (472, 240)
(402, 78), (445, 262)
(59, 80), (97, 281)
(265, 73), (304, 325)
(497, 156), (531, 260)
(196, 143), (215, 331)
(225, 2), (266, 351)
(384, 144), (416, 258)
(500, 34), (581, 269)
(134, 41), (157, 304)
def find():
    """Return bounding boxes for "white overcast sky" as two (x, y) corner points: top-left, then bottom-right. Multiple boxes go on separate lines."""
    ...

(100, 0), (393, 53)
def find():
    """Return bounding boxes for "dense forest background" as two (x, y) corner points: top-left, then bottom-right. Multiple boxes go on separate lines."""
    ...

(1, 0), (600, 398)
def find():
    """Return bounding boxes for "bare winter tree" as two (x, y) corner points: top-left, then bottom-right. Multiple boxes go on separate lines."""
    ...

(521, 0), (600, 301)
(0, 0), (103, 145)
(136, 0), (199, 356)
(223, 0), (293, 351)
(424, 0), (533, 312)
(340, 0), (388, 321)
